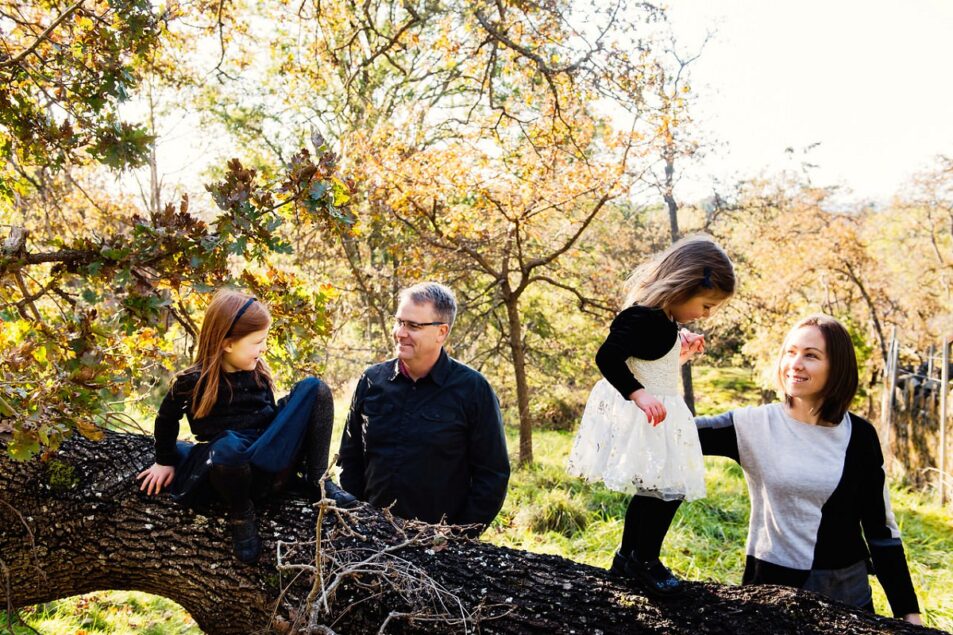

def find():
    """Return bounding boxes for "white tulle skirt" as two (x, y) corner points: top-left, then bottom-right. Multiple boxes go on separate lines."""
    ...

(567, 378), (706, 501)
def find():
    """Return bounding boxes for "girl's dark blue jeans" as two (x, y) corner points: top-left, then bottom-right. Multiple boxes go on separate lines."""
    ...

(170, 377), (329, 506)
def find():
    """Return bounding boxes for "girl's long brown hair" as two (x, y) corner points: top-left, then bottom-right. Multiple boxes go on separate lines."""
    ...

(623, 234), (735, 310)
(186, 289), (274, 418)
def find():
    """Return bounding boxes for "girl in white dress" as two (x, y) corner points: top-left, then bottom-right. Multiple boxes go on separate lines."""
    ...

(567, 235), (735, 597)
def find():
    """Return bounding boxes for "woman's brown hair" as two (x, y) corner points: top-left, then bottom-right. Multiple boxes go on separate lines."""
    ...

(777, 314), (858, 424)
(186, 289), (274, 418)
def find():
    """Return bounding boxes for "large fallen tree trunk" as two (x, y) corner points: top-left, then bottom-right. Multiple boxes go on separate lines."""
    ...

(0, 431), (936, 634)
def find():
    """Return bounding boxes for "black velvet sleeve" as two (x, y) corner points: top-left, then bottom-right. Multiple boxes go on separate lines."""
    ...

(153, 373), (195, 466)
(695, 411), (741, 463)
(594, 305), (678, 399)
(852, 416), (920, 617)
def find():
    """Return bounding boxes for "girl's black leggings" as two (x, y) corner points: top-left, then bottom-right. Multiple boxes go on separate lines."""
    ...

(619, 495), (682, 563)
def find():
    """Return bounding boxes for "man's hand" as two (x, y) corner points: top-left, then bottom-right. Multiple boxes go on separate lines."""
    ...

(679, 329), (706, 365)
(136, 463), (175, 495)
(629, 388), (667, 426)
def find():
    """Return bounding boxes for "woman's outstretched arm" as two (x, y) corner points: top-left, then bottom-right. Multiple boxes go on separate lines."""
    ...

(695, 411), (741, 463)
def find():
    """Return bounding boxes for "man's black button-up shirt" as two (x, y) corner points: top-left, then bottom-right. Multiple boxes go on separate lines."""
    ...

(338, 349), (510, 530)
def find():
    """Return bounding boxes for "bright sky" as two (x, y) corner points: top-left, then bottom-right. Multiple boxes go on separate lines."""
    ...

(665, 0), (953, 203)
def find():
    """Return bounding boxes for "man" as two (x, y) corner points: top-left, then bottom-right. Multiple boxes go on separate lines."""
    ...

(339, 282), (510, 534)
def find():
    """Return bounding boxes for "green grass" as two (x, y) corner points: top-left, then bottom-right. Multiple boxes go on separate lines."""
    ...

(6, 591), (200, 634)
(878, 487), (953, 627)
(692, 365), (766, 416)
(9, 366), (952, 632)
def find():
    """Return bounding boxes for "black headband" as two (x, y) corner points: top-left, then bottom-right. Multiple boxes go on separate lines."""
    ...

(225, 297), (257, 337)
(700, 266), (714, 289)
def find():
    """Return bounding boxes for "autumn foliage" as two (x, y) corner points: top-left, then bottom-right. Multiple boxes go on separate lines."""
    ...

(1, 0), (951, 476)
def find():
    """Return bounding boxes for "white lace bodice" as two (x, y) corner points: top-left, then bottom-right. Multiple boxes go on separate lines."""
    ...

(625, 340), (680, 396)
(569, 335), (704, 500)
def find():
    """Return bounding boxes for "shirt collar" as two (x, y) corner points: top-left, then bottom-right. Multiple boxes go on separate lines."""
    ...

(388, 348), (450, 385)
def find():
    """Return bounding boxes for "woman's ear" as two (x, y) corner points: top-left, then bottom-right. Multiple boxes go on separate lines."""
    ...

(222, 339), (233, 354)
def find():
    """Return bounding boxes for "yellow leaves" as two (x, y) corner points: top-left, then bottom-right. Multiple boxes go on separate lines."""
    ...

(280, 51), (296, 73)
(133, 327), (159, 347)
(331, 177), (351, 206)
(1, 318), (31, 347)
(32, 345), (48, 364)
(75, 418), (104, 442)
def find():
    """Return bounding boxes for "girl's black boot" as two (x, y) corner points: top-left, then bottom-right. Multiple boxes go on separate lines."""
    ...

(625, 555), (683, 598)
(610, 549), (684, 599)
(209, 463), (262, 563)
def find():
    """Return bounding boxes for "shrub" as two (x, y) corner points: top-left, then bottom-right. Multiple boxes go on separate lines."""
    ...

(531, 388), (587, 431)
(515, 489), (590, 536)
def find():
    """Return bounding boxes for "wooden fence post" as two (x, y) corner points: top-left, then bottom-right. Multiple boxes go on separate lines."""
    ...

(881, 329), (894, 443)
(883, 330), (899, 474)
(940, 338), (949, 506)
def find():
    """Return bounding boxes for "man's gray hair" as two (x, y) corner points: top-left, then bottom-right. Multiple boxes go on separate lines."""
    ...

(399, 282), (457, 327)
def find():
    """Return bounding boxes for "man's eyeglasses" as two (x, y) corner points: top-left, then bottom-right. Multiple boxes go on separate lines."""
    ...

(393, 317), (447, 332)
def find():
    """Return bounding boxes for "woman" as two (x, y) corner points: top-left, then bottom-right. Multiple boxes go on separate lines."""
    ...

(693, 314), (921, 624)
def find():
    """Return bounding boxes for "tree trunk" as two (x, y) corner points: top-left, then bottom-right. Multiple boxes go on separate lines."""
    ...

(663, 151), (697, 414)
(1, 432), (935, 635)
(681, 362), (696, 415)
(664, 155), (680, 243)
(503, 293), (533, 466)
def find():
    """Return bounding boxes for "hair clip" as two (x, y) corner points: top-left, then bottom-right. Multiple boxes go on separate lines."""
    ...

(701, 266), (714, 289)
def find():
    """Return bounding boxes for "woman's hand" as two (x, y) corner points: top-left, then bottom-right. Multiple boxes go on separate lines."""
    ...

(902, 613), (923, 625)
(136, 463), (175, 496)
(629, 388), (667, 425)
(679, 329), (706, 365)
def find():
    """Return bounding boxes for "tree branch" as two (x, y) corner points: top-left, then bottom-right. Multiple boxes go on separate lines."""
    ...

(524, 189), (615, 273)
(473, 8), (597, 77)
(529, 275), (616, 315)
(0, 0), (86, 68)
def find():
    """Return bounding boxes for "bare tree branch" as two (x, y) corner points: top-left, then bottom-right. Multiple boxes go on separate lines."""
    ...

(529, 274), (616, 315)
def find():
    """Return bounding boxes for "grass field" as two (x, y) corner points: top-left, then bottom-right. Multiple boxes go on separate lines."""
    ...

(8, 366), (953, 633)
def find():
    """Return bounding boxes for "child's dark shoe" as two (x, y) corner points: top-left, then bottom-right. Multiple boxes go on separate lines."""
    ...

(625, 557), (684, 598)
(321, 480), (358, 508)
(229, 505), (262, 564)
(609, 550), (629, 577)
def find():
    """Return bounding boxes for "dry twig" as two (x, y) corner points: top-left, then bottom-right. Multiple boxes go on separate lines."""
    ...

(275, 488), (507, 633)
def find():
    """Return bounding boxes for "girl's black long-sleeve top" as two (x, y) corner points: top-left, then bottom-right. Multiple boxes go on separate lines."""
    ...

(153, 369), (276, 466)
(595, 305), (678, 399)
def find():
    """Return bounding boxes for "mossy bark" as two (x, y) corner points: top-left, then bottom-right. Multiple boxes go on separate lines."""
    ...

(0, 432), (937, 634)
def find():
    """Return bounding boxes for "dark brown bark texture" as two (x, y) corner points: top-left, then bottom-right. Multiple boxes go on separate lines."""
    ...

(0, 431), (939, 635)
